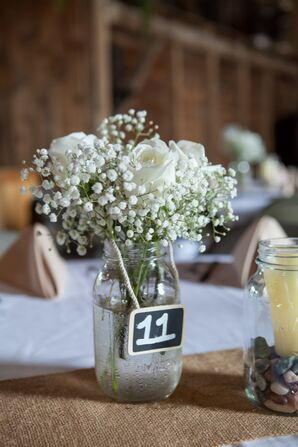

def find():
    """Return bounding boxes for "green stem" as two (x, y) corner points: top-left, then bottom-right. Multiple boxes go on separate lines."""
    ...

(107, 323), (119, 396)
(134, 244), (150, 300)
(108, 280), (115, 299)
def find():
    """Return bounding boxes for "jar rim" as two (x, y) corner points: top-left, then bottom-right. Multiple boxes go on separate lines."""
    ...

(258, 237), (298, 269)
(103, 239), (168, 260)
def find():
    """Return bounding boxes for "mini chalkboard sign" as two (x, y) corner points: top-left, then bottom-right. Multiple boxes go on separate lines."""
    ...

(128, 304), (184, 356)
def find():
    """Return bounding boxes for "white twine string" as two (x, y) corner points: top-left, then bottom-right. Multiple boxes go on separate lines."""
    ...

(111, 239), (140, 309)
(110, 240), (179, 309)
(169, 241), (180, 297)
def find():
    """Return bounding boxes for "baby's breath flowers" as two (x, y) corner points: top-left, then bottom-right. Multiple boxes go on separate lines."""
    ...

(223, 125), (266, 163)
(22, 110), (237, 256)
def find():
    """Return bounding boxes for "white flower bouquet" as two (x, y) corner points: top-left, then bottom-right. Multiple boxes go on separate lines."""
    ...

(22, 110), (237, 400)
(223, 125), (266, 163)
(22, 110), (237, 307)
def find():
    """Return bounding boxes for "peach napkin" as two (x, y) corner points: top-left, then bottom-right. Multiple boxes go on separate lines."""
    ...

(0, 224), (66, 298)
(208, 216), (286, 287)
(177, 216), (286, 288)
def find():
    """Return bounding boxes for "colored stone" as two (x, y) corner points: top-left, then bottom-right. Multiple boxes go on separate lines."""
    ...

(287, 392), (298, 410)
(255, 358), (270, 374)
(269, 392), (289, 405)
(291, 360), (298, 374)
(256, 373), (267, 391)
(283, 370), (298, 384)
(287, 382), (298, 393)
(270, 346), (279, 359)
(264, 400), (296, 414)
(264, 368), (275, 383)
(254, 337), (271, 359)
(274, 356), (295, 375)
(270, 381), (289, 395)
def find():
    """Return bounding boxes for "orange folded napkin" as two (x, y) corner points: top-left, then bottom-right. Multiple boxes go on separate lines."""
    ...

(178, 216), (286, 288)
(208, 215), (286, 287)
(0, 224), (66, 298)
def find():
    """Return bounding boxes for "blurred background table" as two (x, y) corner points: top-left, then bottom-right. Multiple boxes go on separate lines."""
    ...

(232, 182), (282, 225)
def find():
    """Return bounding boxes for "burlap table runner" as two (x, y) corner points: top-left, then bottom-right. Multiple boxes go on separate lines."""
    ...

(1, 349), (297, 447)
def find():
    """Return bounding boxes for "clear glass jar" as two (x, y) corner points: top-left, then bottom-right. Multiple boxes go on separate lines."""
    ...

(244, 238), (298, 414)
(93, 241), (182, 402)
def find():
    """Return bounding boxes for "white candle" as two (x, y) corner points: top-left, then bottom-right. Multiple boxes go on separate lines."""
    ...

(264, 255), (298, 357)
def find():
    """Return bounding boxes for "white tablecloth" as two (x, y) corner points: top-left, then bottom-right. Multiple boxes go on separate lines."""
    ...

(0, 259), (243, 380)
(231, 183), (281, 225)
(0, 259), (294, 446)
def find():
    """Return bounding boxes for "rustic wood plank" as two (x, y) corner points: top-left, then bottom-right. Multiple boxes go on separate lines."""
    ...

(237, 62), (251, 127)
(206, 53), (221, 162)
(128, 40), (164, 93)
(259, 71), (275, 151)
(109, 2), (298, 76)
(0, 0), (94, 166)
(91, 0), (112, 127)
(116, 39), (164, 113)
(170, 43), (184, 140)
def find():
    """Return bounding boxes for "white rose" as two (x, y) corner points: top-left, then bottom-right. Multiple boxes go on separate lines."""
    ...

(49, 132), (97, 165)
(132, 138), (176, 195)
(169, 139), (205, 165)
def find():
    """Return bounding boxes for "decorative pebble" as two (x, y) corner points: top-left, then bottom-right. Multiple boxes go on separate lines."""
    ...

(283, 370), (298, 384)
(291, 360), (298, 374)
(255, 358), (270, 374)
(287, 382), (298, 393)
(270, 346), (279, 359)
(274, 356), (295, 375)
(256, 373), (267, 391)
(269, 391), (289, 405)
(270, 381), (289, 395)
(251, 339), (298, 413)
(287, 392), (298, 410)
(264, 368), (275, 383)
(264, 399), (296, 414)
(254, 337), (271, 359)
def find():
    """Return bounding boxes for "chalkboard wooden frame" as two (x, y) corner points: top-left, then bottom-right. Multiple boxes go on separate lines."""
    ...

(128, 304), (185, 356)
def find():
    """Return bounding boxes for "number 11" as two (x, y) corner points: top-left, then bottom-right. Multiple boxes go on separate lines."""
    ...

(136, 312), (176, 346)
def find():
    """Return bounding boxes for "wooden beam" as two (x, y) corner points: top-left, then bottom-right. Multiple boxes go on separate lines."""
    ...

(107, 2), (298, 77)
(91, 0), (113, 127)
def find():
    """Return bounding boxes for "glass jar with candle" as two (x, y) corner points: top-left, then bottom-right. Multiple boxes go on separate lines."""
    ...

(244, 238), (298, 414)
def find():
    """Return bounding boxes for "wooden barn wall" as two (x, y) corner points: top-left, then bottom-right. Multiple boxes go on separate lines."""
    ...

(123, 43), (173, 142)
(112, 25), (298, 165)
(0, 0), (94, 167)
(1, 1), (298, 167)
(182, 50), (208, 147)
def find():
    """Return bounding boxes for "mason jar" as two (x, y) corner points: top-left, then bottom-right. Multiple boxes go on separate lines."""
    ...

(93, 241), (183, 402)
(244, 238), (298, 414)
